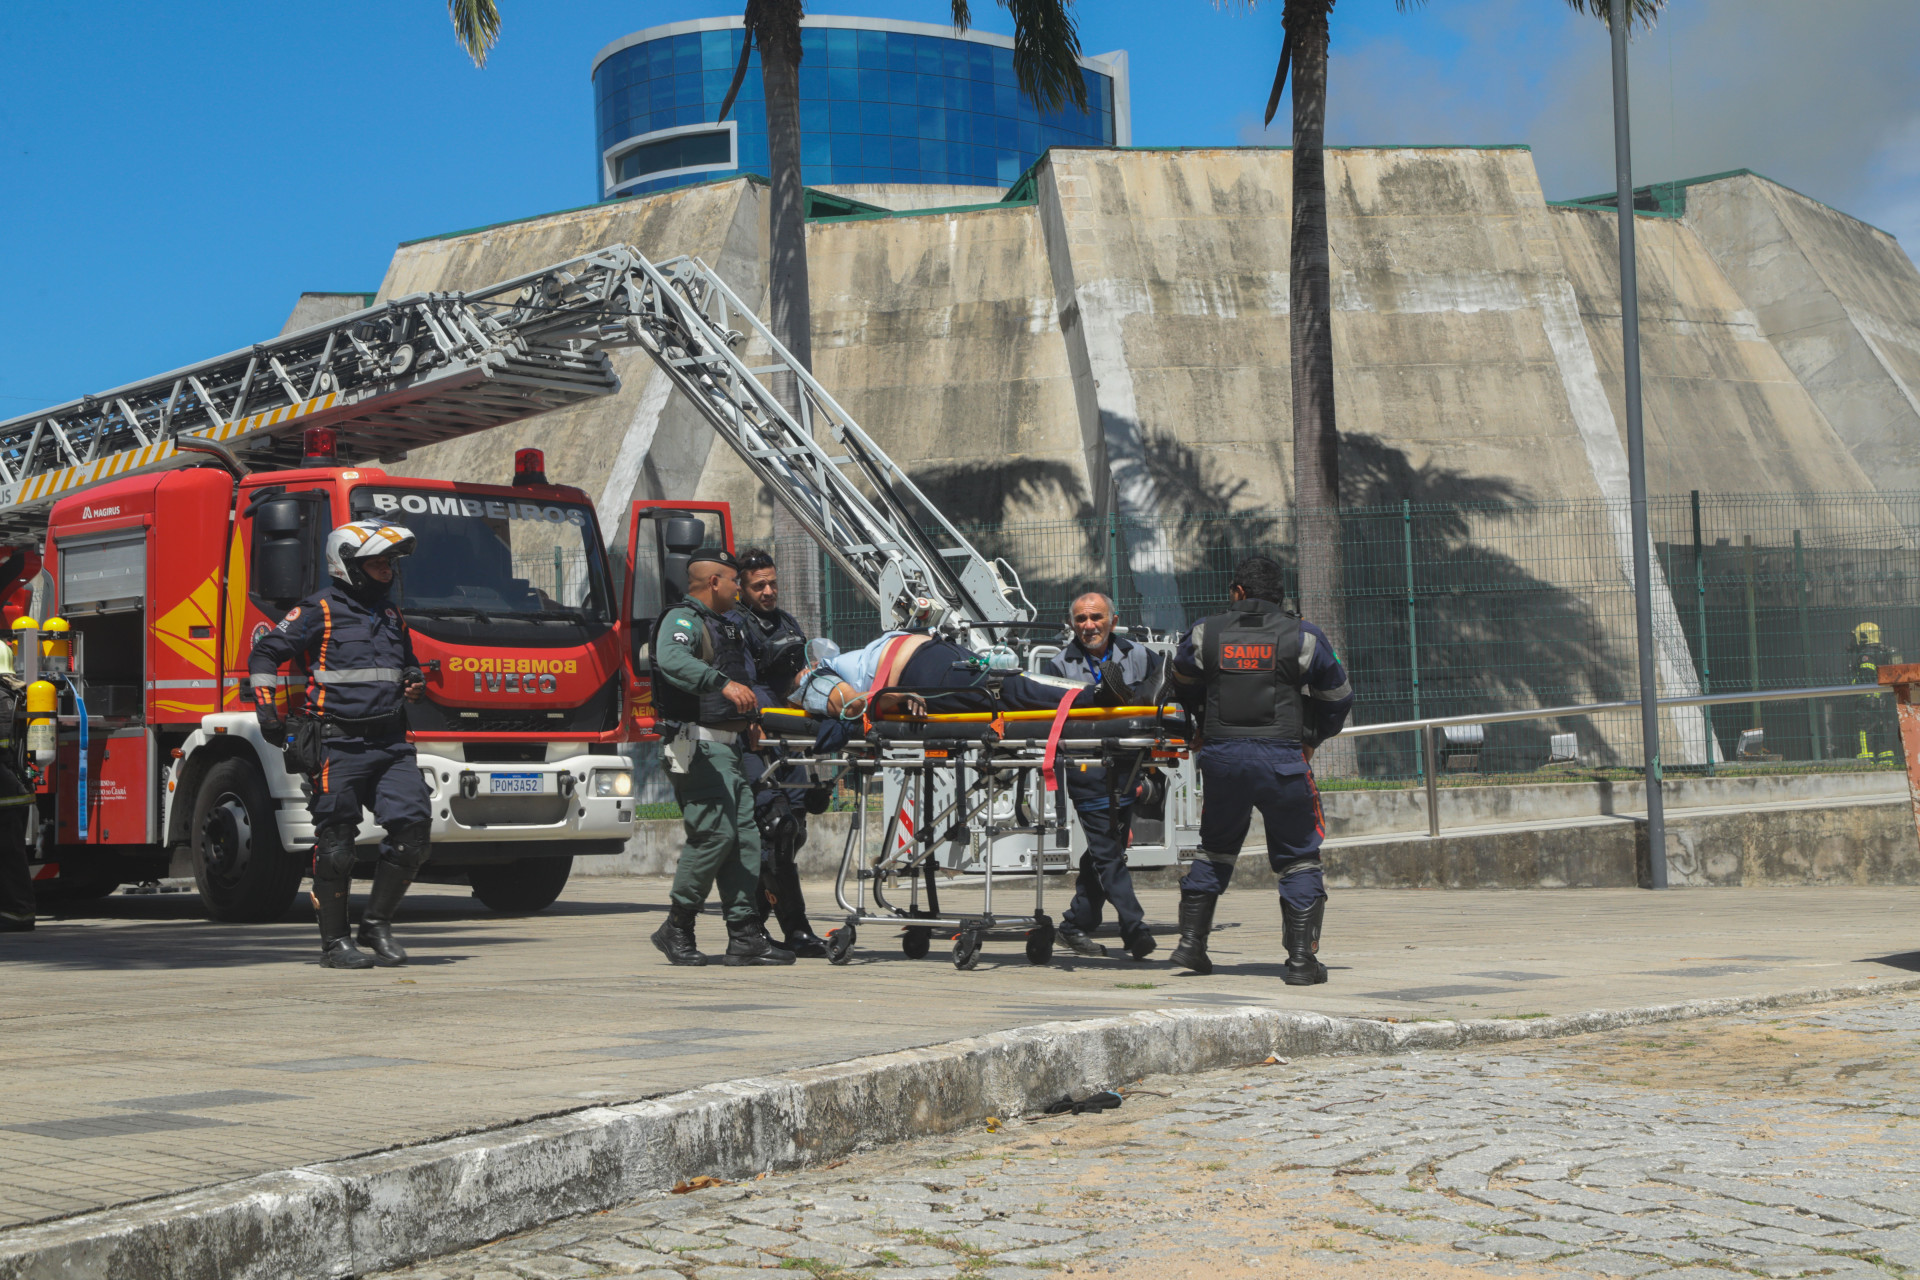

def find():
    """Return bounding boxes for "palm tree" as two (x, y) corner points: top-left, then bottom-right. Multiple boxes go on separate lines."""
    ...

(448, 0), (1088, 630)
(1237, 0), (1663, 662)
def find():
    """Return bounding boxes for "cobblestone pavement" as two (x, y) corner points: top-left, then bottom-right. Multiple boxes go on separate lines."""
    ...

(377, 995), (1920, 1280)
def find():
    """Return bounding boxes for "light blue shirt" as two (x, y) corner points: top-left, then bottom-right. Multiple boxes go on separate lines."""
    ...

(829, 631), (909, 690)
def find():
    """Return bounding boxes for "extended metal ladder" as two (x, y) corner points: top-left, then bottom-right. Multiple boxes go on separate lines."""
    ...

(0, 245), (1031, 634)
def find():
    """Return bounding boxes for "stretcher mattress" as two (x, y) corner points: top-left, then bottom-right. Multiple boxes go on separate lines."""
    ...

(761, 706), (1190, 743)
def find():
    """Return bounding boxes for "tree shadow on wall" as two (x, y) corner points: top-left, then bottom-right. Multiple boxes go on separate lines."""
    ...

(1338, 433), (1627, 777)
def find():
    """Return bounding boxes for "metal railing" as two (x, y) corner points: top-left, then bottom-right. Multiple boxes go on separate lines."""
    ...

(1340, 683), (1889, 838)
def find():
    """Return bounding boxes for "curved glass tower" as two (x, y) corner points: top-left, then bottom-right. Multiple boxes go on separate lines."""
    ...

(591, 16), (1130, 200)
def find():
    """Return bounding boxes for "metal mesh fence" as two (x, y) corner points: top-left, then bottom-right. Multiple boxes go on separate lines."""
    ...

(817, 490), (1919, 785)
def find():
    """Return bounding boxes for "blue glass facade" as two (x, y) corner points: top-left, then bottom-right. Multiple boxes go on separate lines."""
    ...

(593, 20), (1122, 199)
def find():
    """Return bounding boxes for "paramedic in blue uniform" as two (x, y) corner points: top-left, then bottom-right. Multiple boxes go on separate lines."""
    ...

(251, 520), (431, 970)
(1168, 556), (1353, 983)
(728, 547), (829, 958)
(1045, 591), (1161, 960)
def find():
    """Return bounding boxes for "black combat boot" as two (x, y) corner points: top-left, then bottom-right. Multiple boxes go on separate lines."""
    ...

(1282, 898), (1329, 986)
(1057, 923), (1109, 957)
(1124, 928), (1158, 960)
(318, 887), (374, 969)
(1168, 889), (1216, 975)
(722, 918), (796, 966)
(650, 903), (708, 966)
(356, 860), (413, 966)
(314, 827), (374, 970)
(770, 860), (827, 958)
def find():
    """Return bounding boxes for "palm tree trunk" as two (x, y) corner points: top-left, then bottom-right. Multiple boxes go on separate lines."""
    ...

(1287, 1), (1343, 661)
(759, 34), (823, 634)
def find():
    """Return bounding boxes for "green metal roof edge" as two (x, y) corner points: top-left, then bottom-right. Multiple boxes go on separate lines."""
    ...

(1555, 168), (1894, 236)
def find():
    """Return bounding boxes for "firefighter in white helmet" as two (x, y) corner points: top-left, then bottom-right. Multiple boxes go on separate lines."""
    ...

(250, 520), (430, 968)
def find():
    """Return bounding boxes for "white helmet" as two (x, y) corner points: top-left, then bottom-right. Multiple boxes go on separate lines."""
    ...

(325, 519), (417, 588)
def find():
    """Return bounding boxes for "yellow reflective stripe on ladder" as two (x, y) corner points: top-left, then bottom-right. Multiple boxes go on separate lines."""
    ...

(11, 392), (339, 507)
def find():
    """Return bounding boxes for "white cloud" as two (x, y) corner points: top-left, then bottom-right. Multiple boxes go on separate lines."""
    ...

(1275, 0), (1920, 255)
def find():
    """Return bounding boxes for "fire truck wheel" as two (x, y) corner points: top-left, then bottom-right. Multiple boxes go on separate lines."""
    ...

(190, 758), (302, 923)
(468, 855), (574, 914)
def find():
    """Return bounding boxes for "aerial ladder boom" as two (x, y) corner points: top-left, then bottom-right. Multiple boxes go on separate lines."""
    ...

(0, 245), (1031, 634)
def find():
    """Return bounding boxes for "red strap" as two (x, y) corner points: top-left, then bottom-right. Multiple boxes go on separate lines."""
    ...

(1040, 686), (1080, 792)
(869, 633), (920, 694)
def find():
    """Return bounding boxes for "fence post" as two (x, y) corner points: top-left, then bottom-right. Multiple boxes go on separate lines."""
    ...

(553, 544), (565, 603)
(1794, 529), (1822, 760)
(1423, 724), (1440, 837)
(1403, 499), (1423, 782)
(1745, 535), (1760, 732)
(1107, 507), (1119, 613)
(1692, 491), (1714, 774)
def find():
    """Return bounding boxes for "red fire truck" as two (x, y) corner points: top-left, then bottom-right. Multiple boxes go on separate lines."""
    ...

(19, 425), (739, 920)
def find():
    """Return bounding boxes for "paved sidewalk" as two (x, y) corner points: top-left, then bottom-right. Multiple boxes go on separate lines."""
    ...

(4, 877), (1919, 1230)
(373, 994), (1920, 1280)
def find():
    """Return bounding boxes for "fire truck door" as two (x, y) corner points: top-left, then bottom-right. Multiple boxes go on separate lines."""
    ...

(622, 504), (733, 731)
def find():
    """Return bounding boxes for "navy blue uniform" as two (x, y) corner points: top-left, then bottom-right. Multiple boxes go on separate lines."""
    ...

(1171, 606), (1352, 911)
(1046, 635), (1161, 948)
(249, 583), (431, 837)
(729, 603), (827, 950)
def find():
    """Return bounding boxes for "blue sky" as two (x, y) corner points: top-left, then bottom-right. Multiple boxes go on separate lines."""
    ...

(2, 0), (1915, 413)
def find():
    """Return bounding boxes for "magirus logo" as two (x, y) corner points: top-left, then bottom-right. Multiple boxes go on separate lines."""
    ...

(81, 504), (122, 519)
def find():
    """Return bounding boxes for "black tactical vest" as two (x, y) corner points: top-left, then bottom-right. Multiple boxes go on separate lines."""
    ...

(1198, 598), (1307, 740)
(651, 602), (752, 726)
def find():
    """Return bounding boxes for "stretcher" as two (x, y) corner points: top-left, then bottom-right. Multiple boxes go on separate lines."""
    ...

(759, 703), (1196, 968)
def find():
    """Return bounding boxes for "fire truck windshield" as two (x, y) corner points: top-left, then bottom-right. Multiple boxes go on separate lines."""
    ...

(349, 487), (612, 626)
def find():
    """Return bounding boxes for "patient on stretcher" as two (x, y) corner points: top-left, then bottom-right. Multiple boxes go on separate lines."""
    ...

(778, 631), (1157, 722)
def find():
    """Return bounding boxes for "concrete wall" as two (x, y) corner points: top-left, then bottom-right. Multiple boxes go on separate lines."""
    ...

(1684, 172), (1920, 497)
(279, 292), (370, 336)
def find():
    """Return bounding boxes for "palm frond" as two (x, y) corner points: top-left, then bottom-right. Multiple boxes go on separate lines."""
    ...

(716, 25), (756, 122)
(996, 0), (1087, 113)
(447, 0), (500, 68)
(1262, 33), (1292, 127)
(1560, 0), (1666, 31)
(950, 0), (973, 31)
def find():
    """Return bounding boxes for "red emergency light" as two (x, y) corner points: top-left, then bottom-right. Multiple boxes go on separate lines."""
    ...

(512, 448), (549, 487)
(301, 426), (339, 468)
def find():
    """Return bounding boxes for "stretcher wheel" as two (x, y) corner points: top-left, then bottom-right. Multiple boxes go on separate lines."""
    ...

(902, 927), (931, 960)
(1025, 918), (1056, 966)
(952, 929), (982, 970)
(826, 921), (857, 965)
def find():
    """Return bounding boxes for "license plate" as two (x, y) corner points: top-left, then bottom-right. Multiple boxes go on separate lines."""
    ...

(488, 772), (544, 795)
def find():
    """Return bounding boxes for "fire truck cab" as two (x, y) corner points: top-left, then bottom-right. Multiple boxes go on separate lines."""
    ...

(28, 441), (681, 921)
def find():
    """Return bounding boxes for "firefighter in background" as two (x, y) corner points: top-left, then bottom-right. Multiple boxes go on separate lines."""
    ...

(0, 668), (33, 933)
(1849, 621), (1900, 763)
(728, 547), (830, 959)
(1168, 556), (1354, 984)
(0, 549), (46, 933)
(251, 521), (430, 969)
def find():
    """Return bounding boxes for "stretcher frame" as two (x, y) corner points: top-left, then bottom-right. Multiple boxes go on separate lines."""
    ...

(764, 707), (1191, 969)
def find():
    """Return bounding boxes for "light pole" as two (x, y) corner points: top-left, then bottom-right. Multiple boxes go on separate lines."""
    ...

(1612, 0), (1668, 887)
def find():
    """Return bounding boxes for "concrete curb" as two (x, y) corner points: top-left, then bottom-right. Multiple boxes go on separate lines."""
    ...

(7, 974), (1919, 1280)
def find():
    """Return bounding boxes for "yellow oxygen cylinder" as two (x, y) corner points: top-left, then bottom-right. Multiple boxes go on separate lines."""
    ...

(40, 616), (68, 665)
(26, 678), (56, 764)
(11, 616), (38, 682)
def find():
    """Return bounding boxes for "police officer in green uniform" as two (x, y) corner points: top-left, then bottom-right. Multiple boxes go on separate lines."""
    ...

(648, 550), (795, 967)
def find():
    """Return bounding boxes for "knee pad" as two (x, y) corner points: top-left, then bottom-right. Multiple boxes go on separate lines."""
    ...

(312, 825), (358, 886)
(383, 821), (432, 873)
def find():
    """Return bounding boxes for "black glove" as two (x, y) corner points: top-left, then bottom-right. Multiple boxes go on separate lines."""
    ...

(803, 784), (833, 815)
(254, 700), (286, 747)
